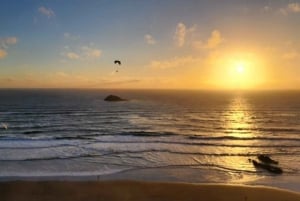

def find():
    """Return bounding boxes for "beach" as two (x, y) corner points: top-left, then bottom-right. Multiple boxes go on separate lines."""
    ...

(1, 90), (300, 196)
(2, 0), (300, 200)
(1, 180), (300, 201)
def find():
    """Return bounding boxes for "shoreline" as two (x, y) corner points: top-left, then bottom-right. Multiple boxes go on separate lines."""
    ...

(1, 180), (300, 201)
(1, 166), (300, 192)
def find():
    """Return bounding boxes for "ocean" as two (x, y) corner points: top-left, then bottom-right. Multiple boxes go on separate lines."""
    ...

(0, 89), (299, 190)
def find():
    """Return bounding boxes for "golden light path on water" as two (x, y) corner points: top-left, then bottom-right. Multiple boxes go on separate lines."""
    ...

(221, 95), (260, 182)
(226, 95), (253, 138)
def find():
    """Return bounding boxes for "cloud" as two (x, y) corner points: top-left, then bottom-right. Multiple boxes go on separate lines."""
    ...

(279, 8), (288, 15)
(288, 3), (300, 13)
(64, 33), (71, 38)
(148, 56), (200, 69)
(144, 34), (156, 45)
(62, 35), (102, 61)
(173, 23), (224, 51)
(0, 77), (15, 83)
(64, 32), (80, 40)
(279, 3), (300, 15)
(4, 37), (17, 45)
(0, 37), (18, 59)
(206, 30), (224, 49)
(55, 72), (69, 78)
(282, 51), (300, 60)
(173, 22), (197, 47)
(0, 49), (7, 59)
(0, 37), (18, 49)
(99, 79), (140, 86)
(81, 46), (102, 59)
(174, 23), (186, 47)
(38, 6), (55, 18)
(263, 6), (272, 12)
(66, 52), (80, 60)
(63, 45), (102, 60)
(193, 30), (224, 50)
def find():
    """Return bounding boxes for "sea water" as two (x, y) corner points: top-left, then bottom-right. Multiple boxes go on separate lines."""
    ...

(0, 89), (299, 189)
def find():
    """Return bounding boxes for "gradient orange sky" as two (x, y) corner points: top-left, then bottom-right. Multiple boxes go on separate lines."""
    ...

(1, 0), (300, 89)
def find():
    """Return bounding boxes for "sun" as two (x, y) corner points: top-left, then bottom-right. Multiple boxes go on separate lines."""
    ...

(226, 59), (252, 89)
(208, 51), (265, 90)
(235, 62), (245, 74)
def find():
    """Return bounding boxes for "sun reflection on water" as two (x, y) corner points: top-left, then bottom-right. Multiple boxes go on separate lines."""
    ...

(220, 94), (259, 182)
(225, 95), (254, 138)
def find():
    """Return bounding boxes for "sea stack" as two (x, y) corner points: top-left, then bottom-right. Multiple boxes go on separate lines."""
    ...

(104, 95), (127, 102)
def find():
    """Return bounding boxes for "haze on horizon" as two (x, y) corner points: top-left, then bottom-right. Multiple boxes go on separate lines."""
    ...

(1, 0), (300, 90)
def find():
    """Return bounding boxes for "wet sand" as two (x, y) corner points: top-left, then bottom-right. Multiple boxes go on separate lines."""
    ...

(1, 180), (300, 201)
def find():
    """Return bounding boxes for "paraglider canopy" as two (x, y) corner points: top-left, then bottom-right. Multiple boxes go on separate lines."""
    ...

(114, 60), (121, 65)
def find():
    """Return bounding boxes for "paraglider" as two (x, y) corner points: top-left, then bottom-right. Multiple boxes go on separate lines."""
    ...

(114, 60), (121, 65)
(114, 60), (121, 72)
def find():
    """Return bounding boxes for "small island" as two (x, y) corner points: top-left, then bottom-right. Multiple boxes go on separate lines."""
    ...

(104, 95), (127, 102)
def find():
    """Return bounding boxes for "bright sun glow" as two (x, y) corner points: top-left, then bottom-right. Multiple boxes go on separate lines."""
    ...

(229, 60), (251, 88)
(235, 63), (245, 74)
(208, 51), (266, 90)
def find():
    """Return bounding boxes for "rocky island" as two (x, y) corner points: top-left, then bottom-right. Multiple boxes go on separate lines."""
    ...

(104, 95), (127, 102)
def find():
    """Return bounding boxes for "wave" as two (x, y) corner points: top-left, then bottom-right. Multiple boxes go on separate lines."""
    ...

(1, 148), (298, 162)
(0, 143), (80, 150)
(116, 131), (177, 137)
(192, 157), (256, 173)
(0, 153), (100, 162)
(41, 131), (177, 139)
(1, 132), (300, 150)
(215, 126), (300, 133)
(1, 136), (300, 151)
(188, 135), (300, 141)
(23, 130), (44, 134)
(1, 139), (299, 150)
(98, 140), (300, 148)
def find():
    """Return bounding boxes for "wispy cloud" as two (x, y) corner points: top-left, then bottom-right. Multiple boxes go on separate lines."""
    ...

(193, 30), (224, 50)
(55, 72), (69, 78)
(282, 51), (300, 60)
(148, 56), (200, 69)
(280, 3), (300, 15)
(98, 79), (141, 86)
(63, 45), (102, 61)
(64, 32), (80, 40)
(288, 3), (300, 13)
(0, 49), (7, 59)
(66, 52), (80, 60)
(0, 37), (17, 49)
(38, 6), (55, 18)
(263, 6), (272, 12)
(174, 23), (186, 47)
(81, 46), (102, 59)
(173, 22), (196, 47)
(62, 33), (102, 61)
(0, 37), (18, 59)
(3, 37), (17, 46)
(144, 34), (156, 45)
(173, 22), (223, 51)
(207, 30), (224, 49)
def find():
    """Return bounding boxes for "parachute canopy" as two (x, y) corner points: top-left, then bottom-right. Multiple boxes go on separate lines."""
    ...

(114, 60), (121, 65)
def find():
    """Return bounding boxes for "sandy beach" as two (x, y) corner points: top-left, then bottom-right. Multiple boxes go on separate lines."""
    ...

(1, 180), (300, 201)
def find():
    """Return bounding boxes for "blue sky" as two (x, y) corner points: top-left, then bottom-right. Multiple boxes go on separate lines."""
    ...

(1, 0), (300, 89)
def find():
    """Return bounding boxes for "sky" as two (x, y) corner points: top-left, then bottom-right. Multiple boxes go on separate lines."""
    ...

(1, 0), (300, 89)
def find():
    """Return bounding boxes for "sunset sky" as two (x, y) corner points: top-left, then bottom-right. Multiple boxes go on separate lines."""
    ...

(1, 0), (300, 89)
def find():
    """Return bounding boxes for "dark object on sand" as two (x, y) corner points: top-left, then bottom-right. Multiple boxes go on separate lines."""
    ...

(258, 154), (278, 165)
(104, 95), (127, 102)
(252, 160), (283, 174)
